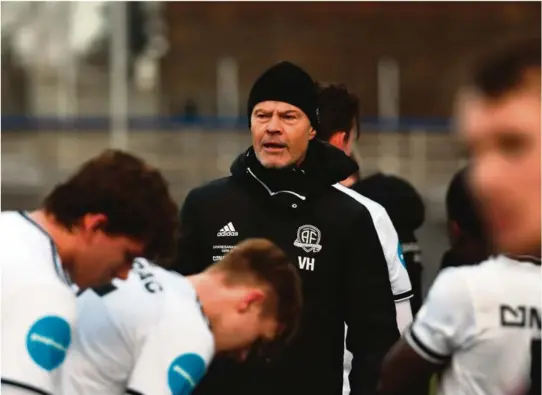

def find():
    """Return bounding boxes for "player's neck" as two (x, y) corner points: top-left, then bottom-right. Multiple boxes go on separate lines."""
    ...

(340, 174), (357, 187)
(187, 273), (217, 313)
(187, 272), (229, 339)
(28, 210), (77, 269)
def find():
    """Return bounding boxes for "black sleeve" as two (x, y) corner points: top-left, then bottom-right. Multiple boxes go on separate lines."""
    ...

(402, 241), (423, 315)
(172, 190), (204, 276)
(344, 213), (400, 395)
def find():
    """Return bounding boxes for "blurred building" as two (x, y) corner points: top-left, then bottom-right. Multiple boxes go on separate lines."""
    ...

(1, 2), (540, 290)
(161, 2), (540, 118)
(1, 1), (166, 117)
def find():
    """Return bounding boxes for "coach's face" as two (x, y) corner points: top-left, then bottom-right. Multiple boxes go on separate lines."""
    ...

(251, 101), (316, 168)
(457, 84), (541, 256)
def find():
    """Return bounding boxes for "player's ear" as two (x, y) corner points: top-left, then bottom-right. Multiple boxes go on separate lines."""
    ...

(238, 289), (265, 313)
(80, 213), (108, 240)
(447, 220), (461, 245)
(328, 131), (347, 150)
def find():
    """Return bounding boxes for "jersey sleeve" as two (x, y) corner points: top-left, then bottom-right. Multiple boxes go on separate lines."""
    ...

(1, 283), (76, 395)
(375, 211), (413, 301)
(126, 298), (214, 395)
(58, 289), (134, 395)
(405, 267), (475, 364)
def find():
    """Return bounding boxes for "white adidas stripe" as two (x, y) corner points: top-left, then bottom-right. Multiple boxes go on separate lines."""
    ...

(218, 222), (237, 234)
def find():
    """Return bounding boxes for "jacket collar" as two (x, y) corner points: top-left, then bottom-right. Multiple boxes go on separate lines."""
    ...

(230, 139), (358, 206)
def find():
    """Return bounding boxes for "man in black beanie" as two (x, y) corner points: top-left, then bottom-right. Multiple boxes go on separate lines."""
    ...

(174, 61), (403, 395)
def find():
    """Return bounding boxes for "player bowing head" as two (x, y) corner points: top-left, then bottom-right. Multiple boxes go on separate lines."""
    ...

(0, 149), (178, 395)
(37, 149), (179, 289)
(196, 238), (303, 361)
(60, 238), (302, 395)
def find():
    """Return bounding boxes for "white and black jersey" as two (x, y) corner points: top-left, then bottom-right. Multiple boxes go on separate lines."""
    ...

(339, 186), (413, 395)
(406, 255), (541, 395)
(1, 211), (77, 395)
(60, 258), (214, 395)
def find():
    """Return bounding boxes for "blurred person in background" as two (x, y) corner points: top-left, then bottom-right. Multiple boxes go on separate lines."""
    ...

(60, 239), (302, 395)
(317, 83), (424, 314)
(316, 84), (420, 395)
(439, 166), (489, 271)
(1, 150), (179, 395)
(174, 61), (403, 395)
(379, 37), (541, 395)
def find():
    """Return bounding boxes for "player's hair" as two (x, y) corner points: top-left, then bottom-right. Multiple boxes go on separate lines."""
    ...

(469, 37), (541, 98)
(316, 83), (360, 143)
(446, 167), (485, 242)
(43, 149), (179, 263)
(210, 238), (302, 356)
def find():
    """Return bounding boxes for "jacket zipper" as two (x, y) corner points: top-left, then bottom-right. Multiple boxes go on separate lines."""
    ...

(246, 168), (306, 201)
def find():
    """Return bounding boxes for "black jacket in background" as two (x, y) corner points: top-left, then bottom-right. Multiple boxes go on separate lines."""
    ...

(351, 173), (425, 314)
(174, 140), (401, 395)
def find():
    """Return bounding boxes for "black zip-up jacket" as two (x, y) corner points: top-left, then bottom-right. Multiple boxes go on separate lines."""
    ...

(174, 140), (401, 395)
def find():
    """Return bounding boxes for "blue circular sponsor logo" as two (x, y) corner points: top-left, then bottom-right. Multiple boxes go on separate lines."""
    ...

(168, 353), (206, 395)
(26, 315), (71, 371)
(397, 243), (406, 268)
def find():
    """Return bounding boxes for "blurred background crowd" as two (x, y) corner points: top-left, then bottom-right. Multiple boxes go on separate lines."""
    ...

(1, 1), (540, 294)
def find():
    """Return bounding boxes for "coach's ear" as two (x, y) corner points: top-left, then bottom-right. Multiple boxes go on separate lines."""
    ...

(238, 289), (265, 313)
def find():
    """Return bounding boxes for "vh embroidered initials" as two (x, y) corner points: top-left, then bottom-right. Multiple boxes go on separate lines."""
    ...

(298, 256), (315, 271)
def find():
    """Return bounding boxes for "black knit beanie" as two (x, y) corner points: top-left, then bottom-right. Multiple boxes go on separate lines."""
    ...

(247, 61), (319, 128)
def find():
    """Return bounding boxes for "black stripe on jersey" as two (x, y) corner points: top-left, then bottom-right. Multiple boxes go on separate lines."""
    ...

(1, 378), (53, 395)
(506, 254), (541, 266)
(126, 388), (145, 395)
(92, 283), (118, 297)
(409, 329), (450, 363)
(393, 290), (414, 302)
(17, 211), (73, 287)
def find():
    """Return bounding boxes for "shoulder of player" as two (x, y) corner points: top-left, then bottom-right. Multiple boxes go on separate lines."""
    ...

(7, 282), (77, 327)
(0, 217), (66, 285)
(331, 183), (389, 222)
(426, 265), (487, 312)
(439, 256), (511, 289)
(5, 269), (75, 300)
(448, 256), (537, 304)
(164, 293), (212, 331)
(156, 294), (214, 351)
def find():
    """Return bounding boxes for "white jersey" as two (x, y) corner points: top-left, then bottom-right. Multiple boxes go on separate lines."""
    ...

(335, 186), (413, 395)
(406, 255), (541, 395)
(1, 211), (77, 395)
(59, 258), (214, 395)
